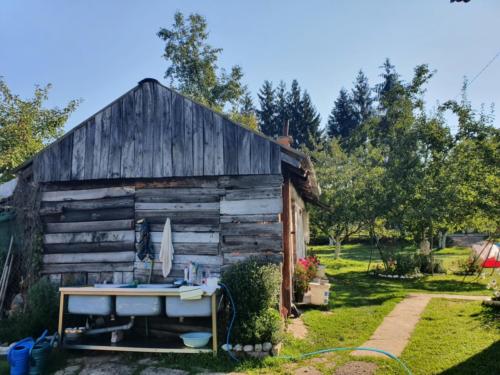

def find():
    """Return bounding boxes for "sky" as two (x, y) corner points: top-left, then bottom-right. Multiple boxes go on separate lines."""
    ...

(1, 0), (500, 132)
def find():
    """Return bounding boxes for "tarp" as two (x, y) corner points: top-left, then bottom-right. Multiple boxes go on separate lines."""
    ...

(0, 178), (17, 200)
(472, 241), (500, 268)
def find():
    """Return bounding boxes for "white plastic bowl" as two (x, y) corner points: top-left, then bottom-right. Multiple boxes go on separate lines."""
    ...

(179, 332), (212, 348)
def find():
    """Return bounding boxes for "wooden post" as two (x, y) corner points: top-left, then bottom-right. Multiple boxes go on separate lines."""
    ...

(211, 293), (217, 356)
(281, 178), (292, 316)
(58, 292), (65, 344)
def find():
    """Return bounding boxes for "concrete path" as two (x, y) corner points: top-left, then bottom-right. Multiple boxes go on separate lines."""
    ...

(351, 293), (488, 358)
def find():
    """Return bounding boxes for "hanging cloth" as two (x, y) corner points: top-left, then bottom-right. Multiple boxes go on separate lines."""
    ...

(136, 219), (154, 261)
(159, 218), (174, 278)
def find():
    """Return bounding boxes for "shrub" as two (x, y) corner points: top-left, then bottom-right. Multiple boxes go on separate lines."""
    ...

(293, 263), (309, 302)
(0, 278), (59, 343)
(221, 257), (282, 344)
(416, 254), (446, 274)
(455, 255), (482, 275)
(394, 253), (419, 276)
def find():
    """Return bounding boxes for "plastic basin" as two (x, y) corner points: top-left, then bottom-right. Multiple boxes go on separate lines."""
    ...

(179, 332), (212, 348)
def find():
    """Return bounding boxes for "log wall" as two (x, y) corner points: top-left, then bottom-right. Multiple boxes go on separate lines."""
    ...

(41, 175), (283, 285)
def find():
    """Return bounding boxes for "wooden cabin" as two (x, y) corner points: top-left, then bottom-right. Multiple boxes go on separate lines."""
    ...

(15, 78), (320, 314)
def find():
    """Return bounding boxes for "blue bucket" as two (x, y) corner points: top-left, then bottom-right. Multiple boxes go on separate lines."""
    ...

(8, 337), (35, 375)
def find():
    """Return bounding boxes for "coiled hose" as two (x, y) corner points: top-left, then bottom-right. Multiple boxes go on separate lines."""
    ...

(218, 283), (412, 375)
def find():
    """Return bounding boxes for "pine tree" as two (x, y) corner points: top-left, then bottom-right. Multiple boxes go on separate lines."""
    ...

(257, 81), (278, 137)
(301, 91), (322, 149)
(327, 89), (358, 139)
(352, 70), (374, 124)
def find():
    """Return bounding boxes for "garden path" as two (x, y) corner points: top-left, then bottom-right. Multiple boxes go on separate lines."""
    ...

(351, 293), (488, 358)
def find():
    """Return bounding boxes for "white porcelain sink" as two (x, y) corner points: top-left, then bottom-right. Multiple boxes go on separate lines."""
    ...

(68, 295), (113, 315)
(116, 284), (172, 316)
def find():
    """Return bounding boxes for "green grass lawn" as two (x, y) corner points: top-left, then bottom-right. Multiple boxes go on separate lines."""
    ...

(1, 243), (498, 374)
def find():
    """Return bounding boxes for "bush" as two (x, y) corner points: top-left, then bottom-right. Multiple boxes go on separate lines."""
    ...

(416, 254), (447, 274)
(221, 257), (282, 344)
(394, 253), (419, 276)
(455, 255), (482, 275)
(0, 278), (59, 343)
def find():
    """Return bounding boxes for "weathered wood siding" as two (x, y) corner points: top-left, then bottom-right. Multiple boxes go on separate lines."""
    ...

(41, 175), (283, 285)
(33, 81), (281, 182)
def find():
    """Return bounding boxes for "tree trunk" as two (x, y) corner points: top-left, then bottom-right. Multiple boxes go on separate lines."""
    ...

(334, 237), (342, 259)
(329, 237), (334, 246)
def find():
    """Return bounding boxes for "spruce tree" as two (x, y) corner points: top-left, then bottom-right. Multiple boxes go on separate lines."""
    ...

(352, 70), (374, 124)
(301, 91), (322, 149)
(287, 80), (304, 147)
(257, 81), (277, 137)
(274, 81), (289, 137)
(327, 89), (358, 140)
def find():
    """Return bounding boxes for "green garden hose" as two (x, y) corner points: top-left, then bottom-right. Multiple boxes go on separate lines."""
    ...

(220, 283), (413, 375)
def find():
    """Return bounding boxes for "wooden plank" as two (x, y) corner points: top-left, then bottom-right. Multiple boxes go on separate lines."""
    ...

(134, 202), (219, 211)
(135, 211), (219, 225)
(192, 103), (204, 175)
(220, 214), (280, 224)
(146, 231), (219, 244)
(183, 98), (194, 175)
(135, 178), (218, 189)
(223, 252), (283, 265)
(136, 242), (219, 257)
(121, 90), (135, 178)
(135, 188), (222, 203)
(108, 100), (122, 178)
(250, 133), (269, 174)
(214, 114), (224, 175)
(136, 223), (219, 233)
(141, 82), (154, 177)
(41, 187), (135, 201)
(42, 208), (135, 223)
(44, 219), (134, 233)
(203, 108), (215, 175)
(48, 143), (60, 181)
(281, 178), (292, 315)
(71, 125), (86, 180)
(84, 118), (95, 179)
(218, 175), (283, 189)
(43, 251), (135, 264)
(172, 93), (185, 176)
(160, 87), (173, 177)
(133, 87), (144, 177)
(220, 198), (282, 215)
(221, 236), (282, 249)
(152, 83), (163, 178)
(44, 241), (135, 254)
(225, 187), (281, 201)
(40, 197), (134, 214)
(44, 230), (135, 244)
(59, 133), (73, 181)
(92, 112), (103, 179)
(223, 119), (238, 175)
(221, 222), (282, 236)
(237, 126), (251, 174)
(99, 106), (112, 178)
(42, 262), (133, 274)
(270, 142), (281, 174)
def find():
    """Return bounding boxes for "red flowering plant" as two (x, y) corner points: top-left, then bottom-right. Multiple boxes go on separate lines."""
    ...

(298, 255), (320, 281)
(293, 256), (320, 302)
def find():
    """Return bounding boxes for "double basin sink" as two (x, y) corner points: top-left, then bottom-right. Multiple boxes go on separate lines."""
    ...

(67, 284), (211, 318)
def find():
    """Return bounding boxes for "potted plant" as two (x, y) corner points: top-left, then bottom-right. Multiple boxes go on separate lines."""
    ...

(293, 263), (309, 302)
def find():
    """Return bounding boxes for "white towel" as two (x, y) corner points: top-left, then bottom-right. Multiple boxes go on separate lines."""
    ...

(159, 218), (174, 278)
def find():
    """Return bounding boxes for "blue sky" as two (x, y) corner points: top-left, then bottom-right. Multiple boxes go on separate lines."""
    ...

(1, 0), (499, 132)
